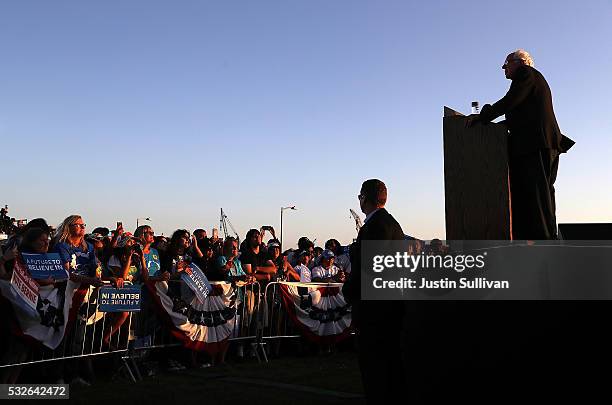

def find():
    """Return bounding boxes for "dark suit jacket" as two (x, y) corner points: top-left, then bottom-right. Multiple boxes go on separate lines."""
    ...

(479, 65), (572, 156)
(343, 208), (404, 318)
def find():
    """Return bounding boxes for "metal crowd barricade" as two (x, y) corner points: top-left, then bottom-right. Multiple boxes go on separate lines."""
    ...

(227, 280), (260, 341)
(225, 280), (267, 362)
(259, 281), (351, 358)
(0, 282), (134, 372)
(260, 281), (303, 358)
(1, 278), (271, 380)
(123, 279), (266, 381)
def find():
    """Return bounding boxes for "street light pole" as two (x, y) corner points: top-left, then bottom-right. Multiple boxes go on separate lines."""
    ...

(280, 206), (296, 250)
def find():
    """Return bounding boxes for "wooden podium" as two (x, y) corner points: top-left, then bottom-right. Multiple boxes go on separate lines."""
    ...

(443, 107), (512, 240)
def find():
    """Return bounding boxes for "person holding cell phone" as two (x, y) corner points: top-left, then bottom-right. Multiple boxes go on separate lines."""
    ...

(239, 229), (277, 283)
(159, 229), (193, 297)
(102, 235), (145, 346)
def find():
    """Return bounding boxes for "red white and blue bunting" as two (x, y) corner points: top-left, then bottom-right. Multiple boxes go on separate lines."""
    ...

(0, 259), (88, 350)
(277, 282), (353, 344)
(147, 281), (237, 354)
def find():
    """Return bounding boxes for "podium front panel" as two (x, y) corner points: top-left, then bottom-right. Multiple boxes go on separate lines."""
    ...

(443, 116), (511, 240)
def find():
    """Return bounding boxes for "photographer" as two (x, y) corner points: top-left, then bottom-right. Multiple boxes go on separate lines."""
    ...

(2, 218), (50, 254)
(0, 206), (15, 235)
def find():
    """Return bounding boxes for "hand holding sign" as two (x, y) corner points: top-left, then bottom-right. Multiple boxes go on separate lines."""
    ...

(21, 253), (69, 281)
(99, 285), (142, 312)
(180, 263), (212, 302)
(176, 260), (189, 273)
(38, 276), (55, 286)
(92, 278), (104, 288)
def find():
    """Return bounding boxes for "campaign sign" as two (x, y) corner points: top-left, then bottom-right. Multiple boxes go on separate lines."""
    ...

(10, 260), (40, 315)
(98, 285), (142, 312)
(181, 262), (212, 302)
(22, 253), (69, 281)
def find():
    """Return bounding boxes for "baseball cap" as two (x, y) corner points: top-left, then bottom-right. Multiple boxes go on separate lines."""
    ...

(268, 240), (281, 249)
(321, 249), (335, 259)
(85, 233), (104, 242)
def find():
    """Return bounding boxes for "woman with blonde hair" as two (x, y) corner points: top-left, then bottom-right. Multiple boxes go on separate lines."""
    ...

(53, 215), (102, 286)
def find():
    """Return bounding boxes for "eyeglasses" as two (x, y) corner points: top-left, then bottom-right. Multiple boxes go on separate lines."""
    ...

(502, 59), (521, 68)
(71, 223), (86, 229)
(357, 194), (364, 201)
(144, 231), (155, 235)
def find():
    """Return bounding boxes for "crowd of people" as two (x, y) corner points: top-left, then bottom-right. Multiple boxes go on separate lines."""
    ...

(0, 211), (355, 385)
(0, 213), (352, 288)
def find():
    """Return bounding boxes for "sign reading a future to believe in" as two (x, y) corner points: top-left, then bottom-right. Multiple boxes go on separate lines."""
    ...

(181, 262), (212, 303)
(21, 253), (69, 281)
(98, 285), (141, 312)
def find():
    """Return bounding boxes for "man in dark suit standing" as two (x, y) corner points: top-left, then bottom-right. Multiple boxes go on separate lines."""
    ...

(467, 51), (584, 402)
(343, 179), (405, 403)
(469, 49), (573, 240)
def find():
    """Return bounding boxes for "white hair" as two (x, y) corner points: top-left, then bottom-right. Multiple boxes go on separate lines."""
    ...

(511, 49), (534, 67)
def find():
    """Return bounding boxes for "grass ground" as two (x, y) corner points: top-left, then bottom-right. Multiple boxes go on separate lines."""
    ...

(69, 349), (365, 405)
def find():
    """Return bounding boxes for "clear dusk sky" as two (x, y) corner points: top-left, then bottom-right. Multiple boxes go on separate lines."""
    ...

(1, 1), (611, 246)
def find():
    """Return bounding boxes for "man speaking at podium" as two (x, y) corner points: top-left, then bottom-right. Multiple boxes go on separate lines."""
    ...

(468, 49), (573, 240)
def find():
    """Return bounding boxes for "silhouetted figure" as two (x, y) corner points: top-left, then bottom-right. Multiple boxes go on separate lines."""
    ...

(470, 49), (574, 240)
(344, 179), (405, 404)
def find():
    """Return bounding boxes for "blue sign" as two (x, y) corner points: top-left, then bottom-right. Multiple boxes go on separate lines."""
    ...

(181, 262), (212, 302)
(21, 253), (69, 281)
(98, 285), (142, 312)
